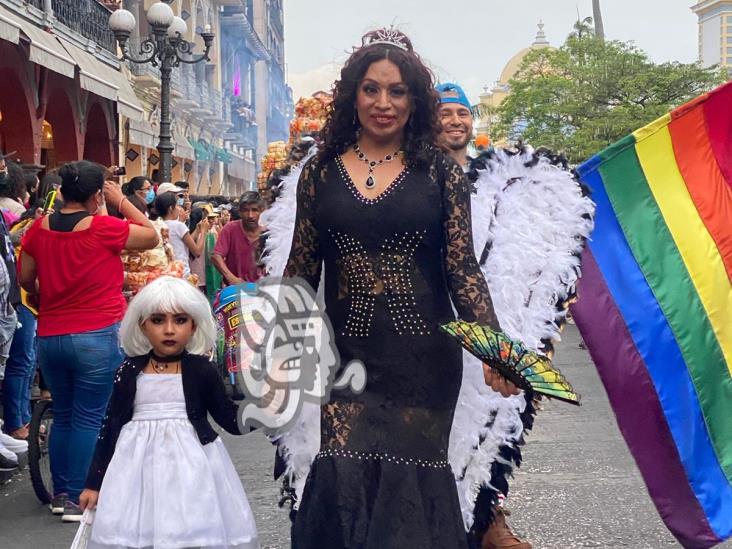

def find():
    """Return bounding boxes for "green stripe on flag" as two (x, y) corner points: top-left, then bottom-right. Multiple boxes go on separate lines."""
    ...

(599, 143), (732, 482)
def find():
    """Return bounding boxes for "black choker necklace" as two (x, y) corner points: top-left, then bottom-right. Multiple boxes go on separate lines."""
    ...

(150, 351), (185, 363)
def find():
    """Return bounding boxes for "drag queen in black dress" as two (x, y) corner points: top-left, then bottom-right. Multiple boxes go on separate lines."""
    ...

(285, 29), (502, 549)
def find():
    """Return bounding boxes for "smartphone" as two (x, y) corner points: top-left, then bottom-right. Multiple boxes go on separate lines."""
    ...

(113, 166), (127, 176)
(43, 189), (57, 214)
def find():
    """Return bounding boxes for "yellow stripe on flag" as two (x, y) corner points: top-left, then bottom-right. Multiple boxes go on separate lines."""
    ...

(634, 120), (732, 376)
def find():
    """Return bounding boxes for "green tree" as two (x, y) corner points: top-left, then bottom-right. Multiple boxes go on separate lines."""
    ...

(492, 33), (726, 163)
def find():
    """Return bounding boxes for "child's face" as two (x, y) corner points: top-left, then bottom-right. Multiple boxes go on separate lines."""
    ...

(141, 312), (195, 357)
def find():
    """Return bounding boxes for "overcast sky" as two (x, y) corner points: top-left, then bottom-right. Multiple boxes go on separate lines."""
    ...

(284, 0), (700, 103)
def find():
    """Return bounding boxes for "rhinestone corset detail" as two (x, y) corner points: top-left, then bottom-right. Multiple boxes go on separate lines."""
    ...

(330, 229), (429, 337)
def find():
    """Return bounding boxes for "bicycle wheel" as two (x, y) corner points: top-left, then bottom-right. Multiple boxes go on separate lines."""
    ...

(28, 399), (53, 504)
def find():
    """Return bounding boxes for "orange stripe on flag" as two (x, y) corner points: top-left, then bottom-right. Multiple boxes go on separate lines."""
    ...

(669, 106), (732, 283)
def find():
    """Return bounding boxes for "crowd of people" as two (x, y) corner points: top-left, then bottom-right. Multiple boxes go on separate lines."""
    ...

(0, 159), (265, 515)
(0, 26), (559, 549)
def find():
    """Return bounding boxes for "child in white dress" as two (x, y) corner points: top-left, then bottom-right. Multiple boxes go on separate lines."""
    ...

(79, 276), (259, 549)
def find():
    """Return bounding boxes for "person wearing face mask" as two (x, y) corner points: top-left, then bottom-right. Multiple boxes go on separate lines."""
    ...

(17, 160), (159, 521)
(156, 182), (190, 224)
(123, 176), (155, 213)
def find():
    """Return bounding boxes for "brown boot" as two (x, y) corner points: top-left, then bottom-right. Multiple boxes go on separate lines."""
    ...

(482, 507), (532, 549)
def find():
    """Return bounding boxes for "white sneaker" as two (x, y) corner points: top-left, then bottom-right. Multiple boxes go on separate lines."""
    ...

(0, 444), (18, 470)
(0, 433), (27, 455)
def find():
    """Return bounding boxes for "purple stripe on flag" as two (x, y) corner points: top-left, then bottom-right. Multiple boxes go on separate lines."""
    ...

(571, 250), (719, 548)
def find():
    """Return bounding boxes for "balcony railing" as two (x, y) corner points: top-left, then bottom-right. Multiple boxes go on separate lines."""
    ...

(181, 66), (198, 103)
(209, 88), (223, 119)
(222, 95), (231, 123)
(51, 0), (116, 53)
(269, 5), (283, 38)
(27, 0), (45, 10)
(227, 99), (257, 150)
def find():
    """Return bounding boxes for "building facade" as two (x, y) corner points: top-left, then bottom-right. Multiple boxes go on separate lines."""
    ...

(691, 0), (732, 75)
(120, 0), (231, 195)
(252, 0), (291, 161)
(0, 0), (141, 175)
(121, 0), (291, 196)
(220, 0), (266, 193)
(0, 0), (292, 196)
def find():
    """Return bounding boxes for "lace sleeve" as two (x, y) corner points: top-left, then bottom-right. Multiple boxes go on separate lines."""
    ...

(284, 159), (322, 292)
(439, 155), (501, 330)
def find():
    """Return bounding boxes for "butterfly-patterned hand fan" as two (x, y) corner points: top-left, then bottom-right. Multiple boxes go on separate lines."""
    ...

(440, 320), (580, 406)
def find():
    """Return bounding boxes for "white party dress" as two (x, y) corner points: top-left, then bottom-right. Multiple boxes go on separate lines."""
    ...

(89, 374), (259, 549)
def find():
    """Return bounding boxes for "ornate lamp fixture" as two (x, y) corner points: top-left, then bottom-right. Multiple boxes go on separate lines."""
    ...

(109, 0), (215, 183)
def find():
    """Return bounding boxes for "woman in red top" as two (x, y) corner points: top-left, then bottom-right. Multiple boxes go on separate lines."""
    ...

(18, 161), (158, 521)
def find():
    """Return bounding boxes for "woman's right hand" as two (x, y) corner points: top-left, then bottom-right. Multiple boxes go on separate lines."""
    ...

(483, 365), (521, 397)
(103, 180), (125, 209)
(79, 489), (99, 511)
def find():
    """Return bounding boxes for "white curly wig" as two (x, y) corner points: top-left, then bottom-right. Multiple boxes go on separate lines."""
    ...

(120, 276), (217, 356)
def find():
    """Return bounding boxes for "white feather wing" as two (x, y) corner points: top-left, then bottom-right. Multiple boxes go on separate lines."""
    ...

(449, 148), (595, 530)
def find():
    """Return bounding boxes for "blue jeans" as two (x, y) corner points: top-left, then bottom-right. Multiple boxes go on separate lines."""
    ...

(3, 306), (37, 432)
(38, 323), (123, 502)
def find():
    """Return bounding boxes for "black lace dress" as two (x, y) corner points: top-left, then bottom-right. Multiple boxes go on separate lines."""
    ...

(285, 150), (499, 549)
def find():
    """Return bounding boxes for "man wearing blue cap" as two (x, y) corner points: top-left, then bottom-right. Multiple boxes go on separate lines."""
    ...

(436, 82), (476, 170)
(436, 82), (533, 549)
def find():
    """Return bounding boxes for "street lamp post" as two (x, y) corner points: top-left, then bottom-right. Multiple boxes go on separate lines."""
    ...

(108, 1), (214, 184)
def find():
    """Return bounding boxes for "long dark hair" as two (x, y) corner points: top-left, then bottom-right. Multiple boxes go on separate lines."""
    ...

(58, 161), (105, 203)
(37, 172), (61, 205)
(149, 191), (177, 220)
(122, 175), (150, 196)
(189, 206), (205, 233)
(317, 29), (440, 170)
(0, 162), (26, 200)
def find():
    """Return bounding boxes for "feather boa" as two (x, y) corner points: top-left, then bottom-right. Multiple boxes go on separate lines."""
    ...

(260, 146), (321, 508)
(260, 145), (595, 524)
(260, 145), (318, 279)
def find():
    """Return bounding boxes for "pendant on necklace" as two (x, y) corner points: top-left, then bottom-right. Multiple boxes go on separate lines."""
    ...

(365, 175), (376, 189)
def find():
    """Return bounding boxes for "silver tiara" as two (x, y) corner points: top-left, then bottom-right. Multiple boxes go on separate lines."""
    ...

(361, 27), (409, 51)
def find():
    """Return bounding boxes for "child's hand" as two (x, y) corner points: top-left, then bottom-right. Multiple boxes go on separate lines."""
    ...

(79, 489), (99, 511)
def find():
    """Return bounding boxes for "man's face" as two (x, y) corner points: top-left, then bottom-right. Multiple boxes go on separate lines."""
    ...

(240, 203), (262, 230)
(438, 103), (473, 151)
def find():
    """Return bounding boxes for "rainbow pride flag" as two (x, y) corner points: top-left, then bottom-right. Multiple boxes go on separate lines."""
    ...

(571, 80), (732, 548)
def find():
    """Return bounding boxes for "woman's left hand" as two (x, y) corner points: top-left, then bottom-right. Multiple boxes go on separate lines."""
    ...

(483, 364), (521, 397)
(103, 180), (124, 209)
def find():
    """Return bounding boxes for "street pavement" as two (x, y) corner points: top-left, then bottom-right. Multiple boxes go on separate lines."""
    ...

(0, 324), (729, 548)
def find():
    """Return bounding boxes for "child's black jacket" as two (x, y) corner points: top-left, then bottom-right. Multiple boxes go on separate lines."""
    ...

(85, 352), (241, 491)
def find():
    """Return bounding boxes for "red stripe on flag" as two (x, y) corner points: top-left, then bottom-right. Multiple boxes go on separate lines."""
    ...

(701, 81), (732, 191)
(669, 103), (732, 282)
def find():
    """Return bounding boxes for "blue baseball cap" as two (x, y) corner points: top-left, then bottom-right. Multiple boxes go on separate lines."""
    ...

(436, 82), (471, 110)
